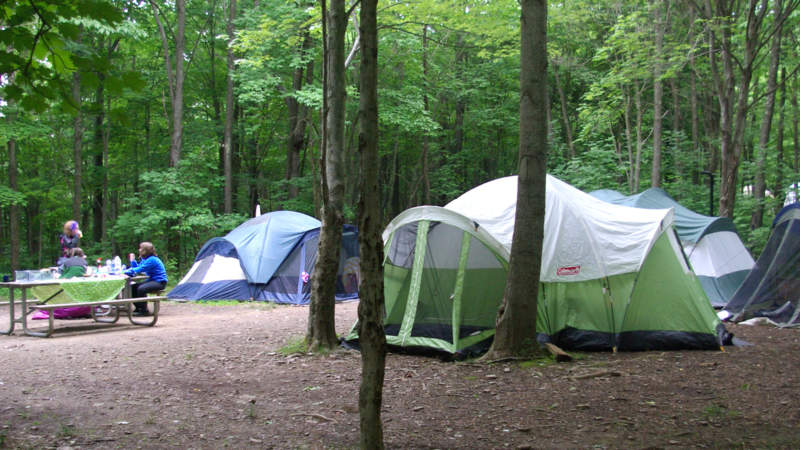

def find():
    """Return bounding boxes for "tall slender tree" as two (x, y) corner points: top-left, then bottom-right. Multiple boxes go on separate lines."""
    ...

(750, 0), (784, 229)
(223, 0), (236, 213)
(356, 1), (384, 446)
(151, 0), (187, 167)
(483, 0), (547, 359)
(307, 0), (346, 351)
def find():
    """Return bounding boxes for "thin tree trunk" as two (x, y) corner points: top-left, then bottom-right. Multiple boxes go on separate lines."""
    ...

(307, 0), (346, 351)
(170, 0), (186, 166)
(484, 0), (547, 360)
(103, 96), (110, 241)
(750, 0), (783, 229)
(8, 126), (19, 273)
(356, 0), (385, 446)
(421, 25), (431, 204)
(634, 82), (644, 193)
(776, 68), (786, 202)
(689, 5), (701, 179)
(223, 0), (236, 213)
(72, 71), (83, 222)
(707, 0), (768, 218)
(151, 0), (186, 167)
(671, 78), (682, 179)
(92, 74), (105, 243)
(792, 70), (799, 185)
(623, 88), (634, 192)
(651, 0), (665, 188)
(552, 63), (575, 159)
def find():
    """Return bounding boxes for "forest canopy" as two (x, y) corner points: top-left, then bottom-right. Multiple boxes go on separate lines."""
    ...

(2, 0), (798, 275)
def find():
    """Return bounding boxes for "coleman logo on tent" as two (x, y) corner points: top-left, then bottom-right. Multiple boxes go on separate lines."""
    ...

(557, 265), (581, 276)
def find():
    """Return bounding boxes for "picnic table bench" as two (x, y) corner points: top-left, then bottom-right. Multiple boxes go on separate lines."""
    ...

(1, 276), (163, 338)
(28, 296), (166, 337)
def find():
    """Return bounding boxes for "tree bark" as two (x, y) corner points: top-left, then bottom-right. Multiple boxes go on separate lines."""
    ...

(634, 81), (644, 193)
(92, 73), (105, 243)
(623, 88), (634, 192)
(776, 67), (786, 202)
(792, 68), (799, 184)
(307, 0), (346, 352)
(705, 0), (769, 218)
(651, 0), (665, 188)
(552, 63), (575, 159)
(689, 5), (701, 176)
(8, 124), (19, 273)
(750, 0), (783, 229)
(421, 24), (431, 204)
(152, 0), (186, 167)
(356, 1), (385, 447)
(72, 71), (83, 222)
(223, 0), (236, 213)
(484, 0), (547, 360)
(286, 32), (313, 201)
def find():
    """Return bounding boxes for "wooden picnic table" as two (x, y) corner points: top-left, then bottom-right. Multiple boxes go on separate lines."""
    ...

(0, 275), (161, 338)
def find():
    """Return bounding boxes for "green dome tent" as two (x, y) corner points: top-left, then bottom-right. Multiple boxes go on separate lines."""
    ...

(347, 176), (728, 355)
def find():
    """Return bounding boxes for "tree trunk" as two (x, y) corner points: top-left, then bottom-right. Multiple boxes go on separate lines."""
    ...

(286, 33), (313, 201)
(484, 0), (547, 360)
(421, 25), (431, 204)
(552, 64), (575, 159)
(623, 88), (634, 192)
(775, 67), (786, 203)
(706, 0), (767, 218)
(307, 0), (346, 352)
(792, 70), (799, 185)
(223, 0), (236, 213)
(634, 82), (644, 193)
(671, 78), (682, 179)
(356, 1), (385, 447)
(8, 127), (19, 273)
(152, 0), (186, 167)
(92, 75), (105, 243)
(72, 71), (83, 222)
(689, 5), (701, 178)
(750, 0), (782, 229)
(651, 0), (665, 188)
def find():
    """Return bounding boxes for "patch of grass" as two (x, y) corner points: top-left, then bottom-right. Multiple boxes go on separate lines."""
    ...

(703, 404), (740, 419)
(144, 415), (156, 425)
(185, 353), (194, 360)
(277, 336), (308, 356)
(519, 357), (556, 369)
(58, 424), (77, 438)
(463, 375), (477, 381)
(302, 386), (321, 392)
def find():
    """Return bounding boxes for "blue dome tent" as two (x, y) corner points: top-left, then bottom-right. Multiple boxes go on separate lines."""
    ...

(169, 211), (360, 304)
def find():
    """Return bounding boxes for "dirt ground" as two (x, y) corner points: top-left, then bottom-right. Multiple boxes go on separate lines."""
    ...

(1, 301), (799, 449)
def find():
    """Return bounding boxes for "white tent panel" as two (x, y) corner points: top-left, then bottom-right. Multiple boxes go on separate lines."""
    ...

(684, 231), (756, 278)
(200, 255), (247, 283)
(445, 175), (674, 282)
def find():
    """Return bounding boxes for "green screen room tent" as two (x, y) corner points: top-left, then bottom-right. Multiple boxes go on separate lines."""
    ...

(347, 176), (728, 355)
(590, 188), (754, 308)
(723, 203), (800, 326)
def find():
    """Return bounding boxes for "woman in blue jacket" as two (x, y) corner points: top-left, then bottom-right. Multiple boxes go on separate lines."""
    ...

(124, 242), (168, 316)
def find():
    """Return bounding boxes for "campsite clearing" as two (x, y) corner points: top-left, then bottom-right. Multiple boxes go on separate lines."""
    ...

(1, 301), (799, 448)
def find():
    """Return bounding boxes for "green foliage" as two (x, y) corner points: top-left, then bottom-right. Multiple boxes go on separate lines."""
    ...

(0, 186), (27, 208)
